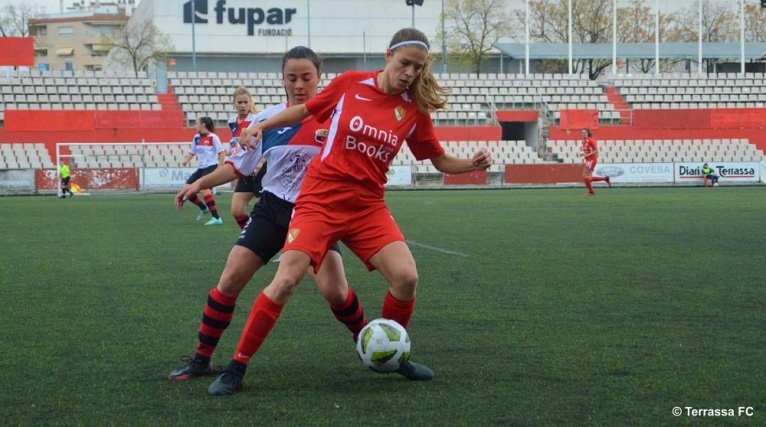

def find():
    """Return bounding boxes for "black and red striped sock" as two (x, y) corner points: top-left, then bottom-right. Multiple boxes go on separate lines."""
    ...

(330, 288), (367, 341)
(195, 287), (237, 361)
(203, 193), (220, 219)
(234, 214), (249, 230)
(188, 194), (207, 211)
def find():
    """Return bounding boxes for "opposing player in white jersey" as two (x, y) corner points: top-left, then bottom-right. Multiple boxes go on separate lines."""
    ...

(169, 46), (367, 388)
(222, 27), (493, 395)
(180, 116), (226, 226)
(227, 86), (265, 229)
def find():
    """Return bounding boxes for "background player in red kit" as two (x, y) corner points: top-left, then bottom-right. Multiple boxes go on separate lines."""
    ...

(227, 86), (263, 229)
(579, 128), (610, 196)
(206, 27), (492, 396)
(180, 117), (226, 224)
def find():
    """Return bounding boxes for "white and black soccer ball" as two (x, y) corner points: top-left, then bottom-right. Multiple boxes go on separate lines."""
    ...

(713, 182), (719, 187)
(356, 318), (411, 372)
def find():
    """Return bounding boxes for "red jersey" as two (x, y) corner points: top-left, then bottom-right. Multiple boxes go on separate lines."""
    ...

(301, 70), (444, 207)
(582, 137), (598, 160)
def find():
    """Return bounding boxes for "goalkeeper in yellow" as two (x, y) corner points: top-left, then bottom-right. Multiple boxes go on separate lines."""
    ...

(59, 163), (73, 198)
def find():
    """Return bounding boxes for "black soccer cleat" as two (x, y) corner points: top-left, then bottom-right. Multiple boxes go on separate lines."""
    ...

(168, 356), (214, 381)
(395, 360), (434, 381)
(207, 360), (247, 396)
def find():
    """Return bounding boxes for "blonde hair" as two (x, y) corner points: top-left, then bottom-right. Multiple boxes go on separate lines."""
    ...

(388, 28), (448, 113)
(232, 86), (258, 114)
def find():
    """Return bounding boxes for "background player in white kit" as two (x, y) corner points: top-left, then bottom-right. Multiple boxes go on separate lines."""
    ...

(180, 116), (226, 226)
(227, 87), (265, 230)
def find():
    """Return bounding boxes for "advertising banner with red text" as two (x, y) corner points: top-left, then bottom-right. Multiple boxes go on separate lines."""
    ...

(675, 162), (760, 184)
(36, 168), (139, 190)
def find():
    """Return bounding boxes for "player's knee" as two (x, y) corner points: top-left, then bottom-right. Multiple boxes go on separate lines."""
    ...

(315, 279), (347, 305)
(217, 267), (254, 297)
(391, 269), (419, 294)
(269, 275), (302, 302)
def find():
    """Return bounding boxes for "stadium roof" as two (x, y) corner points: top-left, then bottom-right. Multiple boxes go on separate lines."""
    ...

(493, 42), (766, 60)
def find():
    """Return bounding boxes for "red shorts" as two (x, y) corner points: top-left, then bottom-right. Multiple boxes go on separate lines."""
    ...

(584, 157), (598, 171)
(284, 201), (405, 273)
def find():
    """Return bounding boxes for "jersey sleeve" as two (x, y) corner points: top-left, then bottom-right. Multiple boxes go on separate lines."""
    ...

(225, 145), (263, 178)
(188, 139), (197, 155)
(407, 113), (444, 161)
(213, 134), (225, 154)
(305, 71), (356, 123)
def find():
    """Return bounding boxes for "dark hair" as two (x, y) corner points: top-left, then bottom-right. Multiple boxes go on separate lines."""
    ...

(282, 45), (321, 74)
(198, 116), (215, 133)
(583, 128), (592, 137)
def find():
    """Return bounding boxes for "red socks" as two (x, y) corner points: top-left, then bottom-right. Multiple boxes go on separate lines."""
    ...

(381, 291), (415, 329)
(232, 292), (284, 365)
(584, 178), (594, 193)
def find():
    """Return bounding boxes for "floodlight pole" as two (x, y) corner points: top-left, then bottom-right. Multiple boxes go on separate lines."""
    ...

(442, 0), (447, 73)
(567, 0), (572, 75)
(412, 4), (415, 27)
(525, 0), (530, 75)
(698, 0), (702, 74)
(654, 0), (659, 75)
(191, 5), (197, 72)
(307, 0), (311, 48)
(740, 0), (745, 75)
(611, 0), (616, 75)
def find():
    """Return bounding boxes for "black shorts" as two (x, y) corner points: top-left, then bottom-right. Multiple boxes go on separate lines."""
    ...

(235, 191), (340, 262)
(61, 177), (70, 186)
(234, 164), (267, 195)
(186, 165), (218, 185)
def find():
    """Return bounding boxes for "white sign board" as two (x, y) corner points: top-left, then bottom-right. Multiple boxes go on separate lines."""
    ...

(595, 163), (674, 183)
(385, 165), (412, 187)
(676, 162), (760, 184)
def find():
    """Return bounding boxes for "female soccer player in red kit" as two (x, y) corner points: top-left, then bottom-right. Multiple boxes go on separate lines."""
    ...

(206, 27), (492, 395)
(579, 128), (610, 196)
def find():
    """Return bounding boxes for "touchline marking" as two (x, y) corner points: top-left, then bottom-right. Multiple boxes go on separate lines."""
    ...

(406, 240), (469, 257)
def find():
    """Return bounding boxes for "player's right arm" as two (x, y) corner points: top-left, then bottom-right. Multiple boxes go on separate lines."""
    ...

(239, 104), (311, 148)
(174, 164), (239, 210)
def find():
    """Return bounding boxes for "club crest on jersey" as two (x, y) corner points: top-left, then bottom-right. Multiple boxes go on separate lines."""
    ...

(287, 227), (300, 243)
(394, 106), (406, 122)
(314, 129), (328, 144)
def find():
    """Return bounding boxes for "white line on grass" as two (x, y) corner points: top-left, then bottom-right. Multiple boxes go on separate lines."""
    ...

(406, 240), (469, 257)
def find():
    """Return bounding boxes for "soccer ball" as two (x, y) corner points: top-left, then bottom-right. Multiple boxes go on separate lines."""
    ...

(713, 183), (719, 187)
(356, 318), (411, 372)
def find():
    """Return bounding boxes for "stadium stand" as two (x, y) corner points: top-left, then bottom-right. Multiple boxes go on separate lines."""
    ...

(0, 69), (161, 112)
(167, 71), (615, 127)
(0, 142), (55, 169)
(547, 138), (765, 163)
(612, 73), (766, 110)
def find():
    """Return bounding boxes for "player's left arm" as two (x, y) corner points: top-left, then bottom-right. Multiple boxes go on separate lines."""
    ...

(429, 148), (491, 174)
(213, 134), (226, 167)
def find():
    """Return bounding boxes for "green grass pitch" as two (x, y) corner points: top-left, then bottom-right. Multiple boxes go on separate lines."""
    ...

(1, 187), (764, 426)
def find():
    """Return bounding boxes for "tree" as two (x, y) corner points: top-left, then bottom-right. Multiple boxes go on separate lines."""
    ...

(665, 0), (738, 71)
(616, 0), (678, 73)
(743, 3), (766, 42)
(518, 0), (675, 78)
(0, 2), (43, 37)
(101, 18), (173, 77)
(438, 0), (514, 76)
